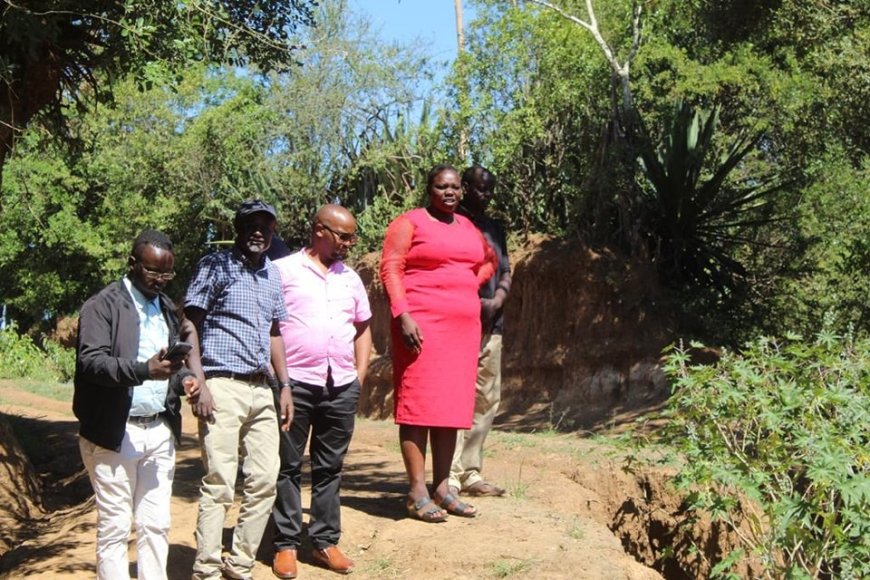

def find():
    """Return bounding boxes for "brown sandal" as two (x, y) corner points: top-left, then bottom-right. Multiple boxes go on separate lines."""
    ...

(406, 497), (447, 523)
(464, 481), (506, 497)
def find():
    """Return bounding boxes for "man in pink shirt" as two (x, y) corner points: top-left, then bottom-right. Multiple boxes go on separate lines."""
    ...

(270, 204), (372, 578)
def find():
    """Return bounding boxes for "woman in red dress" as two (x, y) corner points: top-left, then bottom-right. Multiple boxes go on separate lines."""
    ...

(380, 164), (497, 522)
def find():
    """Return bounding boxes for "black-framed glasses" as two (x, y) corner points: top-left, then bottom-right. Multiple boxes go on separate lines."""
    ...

(320, 223), (358, 244)
(133, 260), (176, 281)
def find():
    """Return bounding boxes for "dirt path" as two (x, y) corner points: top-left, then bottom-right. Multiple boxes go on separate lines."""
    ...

(0, 383), (661, 579)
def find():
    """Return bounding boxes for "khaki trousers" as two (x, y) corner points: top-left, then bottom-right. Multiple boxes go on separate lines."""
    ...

(192, 377), (279, 579)
(450, 333), (503, 490)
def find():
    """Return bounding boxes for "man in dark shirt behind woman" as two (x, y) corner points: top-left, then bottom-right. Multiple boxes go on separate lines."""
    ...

(450, 165), (512, 499)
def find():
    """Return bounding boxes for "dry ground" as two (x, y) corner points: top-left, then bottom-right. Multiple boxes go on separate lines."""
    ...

(0, 381), (664, 579)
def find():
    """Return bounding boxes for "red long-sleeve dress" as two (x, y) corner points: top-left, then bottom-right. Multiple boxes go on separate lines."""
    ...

(380, 208), (497, 428)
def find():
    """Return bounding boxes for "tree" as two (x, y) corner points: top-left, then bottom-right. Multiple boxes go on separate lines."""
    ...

(527, 0), (642, 123)
(458, 0), (870, 339)
(0, 0), (438, 328)
(0, 0), (317, 181)
(445, 1), (619, 234)
(633, 0), (870, 338)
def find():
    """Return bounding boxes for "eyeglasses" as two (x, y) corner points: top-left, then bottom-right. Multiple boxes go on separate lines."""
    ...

(320, 223), (358, 244)
(135, 261), (176, 281)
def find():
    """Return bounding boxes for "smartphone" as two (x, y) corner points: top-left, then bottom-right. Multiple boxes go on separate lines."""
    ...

(161, 341), (192, 362)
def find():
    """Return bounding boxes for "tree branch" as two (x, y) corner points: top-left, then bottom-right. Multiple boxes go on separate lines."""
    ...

(526, 0), (639, 113)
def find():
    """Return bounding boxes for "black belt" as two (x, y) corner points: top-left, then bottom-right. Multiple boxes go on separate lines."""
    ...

(127, 414), (161, 425)
(207, 371), (271, 385)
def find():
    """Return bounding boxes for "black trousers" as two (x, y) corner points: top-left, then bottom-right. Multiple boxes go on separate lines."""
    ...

(272, 377), (360, 550)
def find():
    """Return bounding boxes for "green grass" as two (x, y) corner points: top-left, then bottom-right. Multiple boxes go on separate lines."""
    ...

(505, 457), (530, 499)
(506, 479), (530, 499)
(363, 556), (398, 577)
(489, 558), (532, 578)
(567, 517), (585, 540)
(495, 432), (536, 449)
(0, 379), (73, 402)
(530, 427), (562, 437)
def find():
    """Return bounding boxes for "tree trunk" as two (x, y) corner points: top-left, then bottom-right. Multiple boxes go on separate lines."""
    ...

(454, 0), (465, 51)
(0, 43), (64, 190)
(454, 0), (468, 161)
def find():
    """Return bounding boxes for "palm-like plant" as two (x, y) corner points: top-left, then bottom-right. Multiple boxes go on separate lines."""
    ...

(636, 101), (787, 292)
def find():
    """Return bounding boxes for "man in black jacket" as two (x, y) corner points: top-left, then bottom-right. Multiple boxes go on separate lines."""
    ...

(74, 229), (203, 580)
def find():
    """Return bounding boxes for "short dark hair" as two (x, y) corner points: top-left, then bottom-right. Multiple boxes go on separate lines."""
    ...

(426, 164), (459, 189)
(131, 229), (173, 260)
(461, 165), (495, 187)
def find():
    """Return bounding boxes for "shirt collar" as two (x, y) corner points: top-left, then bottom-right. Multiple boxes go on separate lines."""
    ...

(299, 247), (345, 276)
(123, 276), (160, 314)
(232, 246), (269, 272)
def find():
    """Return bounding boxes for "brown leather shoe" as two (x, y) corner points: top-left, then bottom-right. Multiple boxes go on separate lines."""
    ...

(272, 548), (298, 579)
(312, 545), (355, 574)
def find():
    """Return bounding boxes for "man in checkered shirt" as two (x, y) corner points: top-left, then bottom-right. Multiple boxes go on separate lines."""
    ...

(185, 200), (294, 580)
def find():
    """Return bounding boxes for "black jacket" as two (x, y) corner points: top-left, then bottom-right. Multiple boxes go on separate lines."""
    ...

(73, 279), (188, 451)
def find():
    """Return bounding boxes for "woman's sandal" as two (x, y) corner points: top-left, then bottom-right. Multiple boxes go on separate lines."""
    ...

(438, 493), (478, 518)
(406, 497), (448, 523)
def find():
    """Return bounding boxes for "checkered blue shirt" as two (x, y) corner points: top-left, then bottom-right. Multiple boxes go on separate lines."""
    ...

(185, 248), (288, 376)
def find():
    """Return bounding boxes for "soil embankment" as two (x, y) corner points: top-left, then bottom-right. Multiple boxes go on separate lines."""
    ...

(356, 235), (675, 431)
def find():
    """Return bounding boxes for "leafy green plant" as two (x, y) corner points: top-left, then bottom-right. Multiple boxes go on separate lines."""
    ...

(355, 189), (420, 255)
(636, 100), (788, 293)
(657, 332), (870, 578)
(0, 325), (60, 381)
(42, 339), (76, 383)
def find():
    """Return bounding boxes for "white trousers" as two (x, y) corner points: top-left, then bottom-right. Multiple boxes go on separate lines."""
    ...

(79, 418), (176, 580)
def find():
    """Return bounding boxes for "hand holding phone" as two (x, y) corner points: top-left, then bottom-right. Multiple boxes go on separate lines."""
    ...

(161, 341), (192, 362)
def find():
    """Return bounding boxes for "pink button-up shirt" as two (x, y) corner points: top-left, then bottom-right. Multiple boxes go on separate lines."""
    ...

(273, 249), (372, 386)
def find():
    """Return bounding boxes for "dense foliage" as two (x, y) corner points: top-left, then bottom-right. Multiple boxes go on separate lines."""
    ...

(657, 333), (870, 578)
(0, 0), (317, 174)
(634, 100), (789, 294)
(0, 1), (439, 329)
(451, 0), (868, 341)
(0, 0), (868, 342)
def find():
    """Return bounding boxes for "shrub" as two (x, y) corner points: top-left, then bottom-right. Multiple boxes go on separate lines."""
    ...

(42, 338), (76, 383)
(658, 332), (869, 579)
(0, 324), (74, 382)
(354, 190), (421, 255)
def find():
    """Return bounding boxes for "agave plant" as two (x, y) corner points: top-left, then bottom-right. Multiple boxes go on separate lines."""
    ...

(636, 101), (787, 292)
